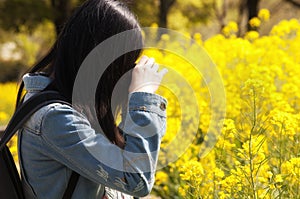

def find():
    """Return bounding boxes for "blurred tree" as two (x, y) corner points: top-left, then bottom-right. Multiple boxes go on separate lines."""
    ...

(130, 0), (178, 33)
(167, 0), (215, 33)
(50, 0), (73, 34)
(237, 0), (260, 31)
(129, 0), (159, 26)
(159, 0), (176, 28)
(212, 0), (228, 32)
(130, 0), (215, 33)
(179, 0), (214, 24)
(0, 0), (53, 32)
(246, 0), (260, 30)
(237, 0), (246, 35)
(247, 0), (260, 21)
(0, 0), (216, 36)
(237, 0), (260, 35)
(0, 0), (85, 35)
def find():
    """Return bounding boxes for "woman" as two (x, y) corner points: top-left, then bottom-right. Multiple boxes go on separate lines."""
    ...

(17, 0), (168, 198)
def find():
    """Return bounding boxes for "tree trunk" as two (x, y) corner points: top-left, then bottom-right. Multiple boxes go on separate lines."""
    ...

(237, 0), (246, 36)
(214, 0), (228, 32)
(246, 0), (260, 31)
(51, 0), (72, 35)
(158, 0), (176, 29)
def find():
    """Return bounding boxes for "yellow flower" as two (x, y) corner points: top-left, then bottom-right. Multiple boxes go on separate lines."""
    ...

(242, 78), (265, 98)
(179, 160), (204, 181)
(270, 19), (300, 38)
(258, 9), (270, 22)
(155, 171), (168, 185)
(193, 33), (202, 45)
(245, 31), (260, 41)
(2, 15), (300, 198)
(269, 184), (275, 190)
(162, 185), (169, 192)
(0, 111), (8, 123)
(274, 174), (283, 183)
(178, 186), (187, 197)
(193, 32), (201, 40)
(214, 168), (225, 179)
(150, 23), (158, 28)
(222, 21), (239, 37)
(258, 176), (268, 183)
(249, 17), (261, 28)
(219, 191), (230, 199)
(270, 110), (298, 139)
(160, 34), (170, 41)
(282, 157), (300, 183)
(227, 21), (238, 32)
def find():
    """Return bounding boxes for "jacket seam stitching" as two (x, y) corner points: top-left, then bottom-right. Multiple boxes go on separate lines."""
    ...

(40, 133), (98, 182)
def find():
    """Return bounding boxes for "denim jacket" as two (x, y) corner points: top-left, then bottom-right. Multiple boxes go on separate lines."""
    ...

(18, 74), (167, 199)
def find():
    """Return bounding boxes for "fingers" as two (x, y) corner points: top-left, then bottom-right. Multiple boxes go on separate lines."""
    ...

(136, 55), (168, 75)
(158, 68), (168, 77)
(152, 63), (159, 71)
(136, 56), (155, 68)
(129, 55), (168, 93)
(136, 56), (148, 68)
(145, 58), (155, 68)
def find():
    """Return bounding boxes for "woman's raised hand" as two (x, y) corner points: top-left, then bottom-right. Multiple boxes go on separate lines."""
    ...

(129, 56), (168, 94)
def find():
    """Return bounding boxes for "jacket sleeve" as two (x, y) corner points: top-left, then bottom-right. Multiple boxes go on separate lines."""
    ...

(41, 92), (167, 197)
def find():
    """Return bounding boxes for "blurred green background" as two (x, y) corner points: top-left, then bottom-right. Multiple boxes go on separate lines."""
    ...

(0, 0), (300, 83)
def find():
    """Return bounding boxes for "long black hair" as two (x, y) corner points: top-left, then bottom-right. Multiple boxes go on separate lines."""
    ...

(16, 0), (143, 148)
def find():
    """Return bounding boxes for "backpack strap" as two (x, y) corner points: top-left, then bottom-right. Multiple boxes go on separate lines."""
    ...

(0, 91), (79, 199)
(62, 171), (80, 199)
(0, 91), (70, 149)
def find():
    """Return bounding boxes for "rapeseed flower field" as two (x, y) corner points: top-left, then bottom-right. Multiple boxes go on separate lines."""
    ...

(1, 14), (299, 198)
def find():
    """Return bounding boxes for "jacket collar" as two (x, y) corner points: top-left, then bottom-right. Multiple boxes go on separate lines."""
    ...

(23, 73), (52, 92)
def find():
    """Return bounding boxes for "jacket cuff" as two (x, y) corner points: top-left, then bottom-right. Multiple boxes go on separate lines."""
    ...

(128, 92), (167, 117)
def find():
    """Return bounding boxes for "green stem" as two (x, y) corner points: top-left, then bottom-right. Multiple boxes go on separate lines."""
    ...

(278, 122), (284, 199)
(249, 88), (257, 199)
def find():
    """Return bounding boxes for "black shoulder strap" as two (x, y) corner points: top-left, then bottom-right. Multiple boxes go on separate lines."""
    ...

(62, 172), (79, 199)
(0, 91), (69, 149)
(0, 91), (79, 199)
